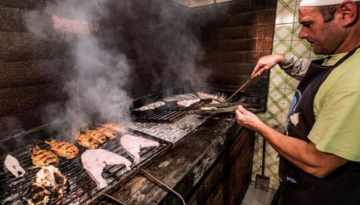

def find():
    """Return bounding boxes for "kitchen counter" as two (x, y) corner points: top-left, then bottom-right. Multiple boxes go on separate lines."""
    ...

(107, 113), (255, 205)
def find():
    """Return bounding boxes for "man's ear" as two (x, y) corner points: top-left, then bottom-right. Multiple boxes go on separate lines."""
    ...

(338, 1), (358, 27)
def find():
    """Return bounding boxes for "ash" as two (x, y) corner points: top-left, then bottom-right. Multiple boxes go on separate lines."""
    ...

(128, 114), (208, 143)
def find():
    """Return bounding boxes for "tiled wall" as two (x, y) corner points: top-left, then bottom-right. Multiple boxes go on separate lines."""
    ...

(251, 0), (317, 189)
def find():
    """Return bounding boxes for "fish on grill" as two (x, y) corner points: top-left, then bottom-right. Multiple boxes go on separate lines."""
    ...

(76, 132), (99, 149)
(34, 165), (69, 199)
(24, 165), (69, 205)
(30, 146), (59, 169)
(45, 139), (79, 159)
(177, 99), (200, 107)
(197, 92), (226, 102)
(23, 182), (51, 205)
(81, 149), (131, 188)
(84, 129), (107, 144)
(120, 134), (160, 164)
(3, 154), (26, 178)
(95, 126), (117, 139)
(133, 101), (165, 111)
(97, 123), (128, 134)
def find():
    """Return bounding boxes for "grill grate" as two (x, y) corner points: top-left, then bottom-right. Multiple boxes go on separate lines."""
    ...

(0, 130), (172, 205)
(132, 100), (203, 123)
(131, 90), (266, 124)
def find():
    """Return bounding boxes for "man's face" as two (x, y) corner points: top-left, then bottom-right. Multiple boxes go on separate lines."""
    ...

(298, 6), (345, 55)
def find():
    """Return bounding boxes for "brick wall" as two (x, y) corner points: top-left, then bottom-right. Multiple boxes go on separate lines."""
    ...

(0, 1), (69, 139)
(193, 0), (277, 95)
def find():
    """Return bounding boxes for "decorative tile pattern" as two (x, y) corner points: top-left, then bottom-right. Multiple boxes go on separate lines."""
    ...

(251, 0), (314, 190)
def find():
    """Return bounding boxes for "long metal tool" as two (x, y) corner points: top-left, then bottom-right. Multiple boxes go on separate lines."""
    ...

(255, 138), (270, 192)
(140, 168), (186, 205)
(225, 73), (258, 102)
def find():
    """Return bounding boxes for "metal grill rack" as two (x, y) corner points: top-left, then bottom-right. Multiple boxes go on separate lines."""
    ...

(0, 130), (172, 205)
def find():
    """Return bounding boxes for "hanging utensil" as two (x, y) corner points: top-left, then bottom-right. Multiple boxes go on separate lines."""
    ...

(225, 73), (258, 102)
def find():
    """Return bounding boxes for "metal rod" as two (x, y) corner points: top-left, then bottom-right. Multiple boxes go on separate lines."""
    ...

(140, 168), (186, 205)
(225, 74), (258, 102)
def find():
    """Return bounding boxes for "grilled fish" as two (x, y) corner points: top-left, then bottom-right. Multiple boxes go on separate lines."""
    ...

(45, 139), (79, 159)
(97, 123), (127, 134)
(81, 149), (131, 188)
(30, 146), (59, 169)
(4, 154), (26, 178)
(120, 134), (160, 164)
(35, 165), (69, 199)
(84, 129), (107, 144)
(95, 126), (117, 139)
(23, 182), (51, 205)
(76, 133), (99, 149)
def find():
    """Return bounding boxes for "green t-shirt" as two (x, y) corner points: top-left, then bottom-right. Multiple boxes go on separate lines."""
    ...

(309, 49), (360, 162)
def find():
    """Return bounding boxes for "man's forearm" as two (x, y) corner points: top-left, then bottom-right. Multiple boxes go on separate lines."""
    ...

(254, 122), (348, 178)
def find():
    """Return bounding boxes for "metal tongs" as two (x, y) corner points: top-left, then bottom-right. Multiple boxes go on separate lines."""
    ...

(188, 102), (260, 115)
(225, 73), (258, 102)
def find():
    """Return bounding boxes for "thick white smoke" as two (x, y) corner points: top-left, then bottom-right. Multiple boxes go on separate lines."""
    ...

(25, 0), (132, 137)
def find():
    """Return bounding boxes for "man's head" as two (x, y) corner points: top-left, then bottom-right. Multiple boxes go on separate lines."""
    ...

(298, 0), (360, 55)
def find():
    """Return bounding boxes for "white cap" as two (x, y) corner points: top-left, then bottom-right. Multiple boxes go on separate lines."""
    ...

(300, 0), (360, 6)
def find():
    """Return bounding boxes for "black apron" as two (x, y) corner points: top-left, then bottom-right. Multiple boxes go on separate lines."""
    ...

(279, 47), (360, 205)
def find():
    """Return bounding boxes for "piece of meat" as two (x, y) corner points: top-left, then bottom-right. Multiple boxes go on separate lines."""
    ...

(30, 146), (59, 169)
(120, 135), (160, 164)
(81, 149), (131, 188)
(177, 99), (200, 107)
(45, 139), (79, 159)
(97, 123), (127, 134)
(133, 101), (165, 111)
(23, 182), (51, 205)
(34, 165), (69, 199)
(95, 126), (117, 139)
(76, 133), (99, 149)
(84, 129), (107, 144)
(163, 93), (199, 102)
(3, 154), (26, 178)
(197, 92), (226, 102)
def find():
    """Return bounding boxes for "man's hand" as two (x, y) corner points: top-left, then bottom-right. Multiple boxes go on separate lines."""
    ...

(235, 105), (348, 178)
(235, 105), (264, 131)
(252, 54), (286, 77)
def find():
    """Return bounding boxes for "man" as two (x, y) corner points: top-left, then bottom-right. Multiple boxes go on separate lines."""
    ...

(235, 0), (360, 204)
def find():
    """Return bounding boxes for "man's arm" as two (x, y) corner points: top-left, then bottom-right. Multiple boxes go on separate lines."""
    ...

(280, 55), (310, 80)
(235, 105), (348, 178)
(252, 54), (310, 81)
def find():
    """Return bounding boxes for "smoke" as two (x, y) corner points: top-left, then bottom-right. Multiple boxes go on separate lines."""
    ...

(25, 0), (132, 136)
(24, 0), (210, 137)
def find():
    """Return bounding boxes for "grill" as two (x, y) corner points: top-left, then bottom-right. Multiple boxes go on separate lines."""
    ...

(132, 100), (203, 123)
(131, 87), (267, 124)
(0, 129), (172, 205)
(0, 87), (266, 205)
